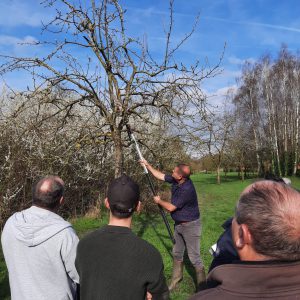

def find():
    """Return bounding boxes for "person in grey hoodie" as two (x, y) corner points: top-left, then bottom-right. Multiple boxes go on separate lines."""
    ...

(1, 176), (79, 300)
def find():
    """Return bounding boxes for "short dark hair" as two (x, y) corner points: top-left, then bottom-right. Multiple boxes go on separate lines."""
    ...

(32, 176), (64, 210)
(236, 181), (300, 261)
(110, 204), (136, 219)
(177, 163), (191, 179)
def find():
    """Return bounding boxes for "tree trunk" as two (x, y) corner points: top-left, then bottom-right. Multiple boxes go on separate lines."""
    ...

(217, 165), (221, 184)
(268, 89), (282, 176)
(293, 97), (299, 175)
(266, 85), (276, 174)
(272, 106), (282, 176)
(248, 89), (262, 175)
(284, 99), (288, 176)
(241, 165), (245, 181)
(113, 129), (123, 178)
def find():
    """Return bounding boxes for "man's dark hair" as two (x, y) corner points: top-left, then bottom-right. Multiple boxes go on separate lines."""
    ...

(32, 176), (64, 210)
(236, 181), (300, 261)
(110, 204), (136, 219)
(177, 163), (191, 179)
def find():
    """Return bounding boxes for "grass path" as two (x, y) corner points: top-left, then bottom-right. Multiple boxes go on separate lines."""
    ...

(1, 173), (300, 299)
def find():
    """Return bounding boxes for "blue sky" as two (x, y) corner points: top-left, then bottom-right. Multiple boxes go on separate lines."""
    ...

(1, 0), (300, 103)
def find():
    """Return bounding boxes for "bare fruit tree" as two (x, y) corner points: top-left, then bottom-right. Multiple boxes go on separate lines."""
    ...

(0, 0), (221, 177)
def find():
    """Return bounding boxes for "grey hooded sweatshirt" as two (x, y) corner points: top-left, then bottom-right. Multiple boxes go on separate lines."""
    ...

(1, 206), (79, 300)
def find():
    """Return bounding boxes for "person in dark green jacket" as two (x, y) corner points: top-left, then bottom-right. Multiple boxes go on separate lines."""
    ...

(75, 174), (169, 300)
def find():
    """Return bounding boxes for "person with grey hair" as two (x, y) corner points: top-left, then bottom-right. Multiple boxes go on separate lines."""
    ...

(1, 176), (79, 300)
(190, 180), (300, 300)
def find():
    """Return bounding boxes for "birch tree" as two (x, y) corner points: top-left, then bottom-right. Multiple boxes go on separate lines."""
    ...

(233, 47), (300, 176)
(206, 100), (234, 184)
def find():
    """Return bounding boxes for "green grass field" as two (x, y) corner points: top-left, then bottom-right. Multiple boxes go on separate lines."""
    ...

(1, 173), (300, 300)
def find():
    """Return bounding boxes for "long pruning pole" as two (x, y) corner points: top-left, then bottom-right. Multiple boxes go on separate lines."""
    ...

(126, 125), (175, 244)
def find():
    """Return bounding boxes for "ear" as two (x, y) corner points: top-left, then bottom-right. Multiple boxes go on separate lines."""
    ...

(235, 224), (252, 249)
(241, 223), (253, 245)
(104, 198), (110, 209)
(136, 201), (142, 213)
(59, 196), (64, 206)
(235, 226), (244, 249)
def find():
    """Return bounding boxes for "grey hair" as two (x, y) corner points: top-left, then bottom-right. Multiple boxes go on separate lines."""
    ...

(236, 181), (300, 261)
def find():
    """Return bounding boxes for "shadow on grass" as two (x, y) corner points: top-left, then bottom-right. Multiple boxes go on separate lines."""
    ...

(135, 213), (202, 292)
(135, 213), (173, 258)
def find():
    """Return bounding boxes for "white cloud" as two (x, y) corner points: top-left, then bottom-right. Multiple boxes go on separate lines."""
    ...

(203, 16), (300, 34)
(205, 85), (237, 108)
(0, 1), (51, 27)
(202, 69), (241, 94)
(0, 35), (37, 47)
(0, 35), (43, 68)
(127, 6), (300, 34)
(0, 35), (39, 57)
(228, 56), (256, 65)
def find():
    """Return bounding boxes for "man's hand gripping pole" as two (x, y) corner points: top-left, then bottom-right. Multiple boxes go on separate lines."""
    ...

(126, 125), (175, 244)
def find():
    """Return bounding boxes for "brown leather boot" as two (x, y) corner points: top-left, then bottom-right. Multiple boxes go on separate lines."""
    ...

(168, 260), (183, 291)
(195, 266), (206, 291)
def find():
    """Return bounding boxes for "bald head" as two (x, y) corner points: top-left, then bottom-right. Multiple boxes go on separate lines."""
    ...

(177, 164), (191, 178)
(33, 176), (64, 210)
(235, 180), (300, 261)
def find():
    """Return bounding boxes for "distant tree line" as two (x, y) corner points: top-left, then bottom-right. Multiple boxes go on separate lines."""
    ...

(190, 46), (300, 183)
(233, 46), (300, 177)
